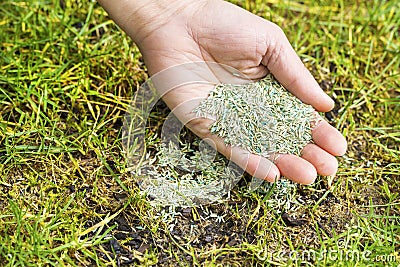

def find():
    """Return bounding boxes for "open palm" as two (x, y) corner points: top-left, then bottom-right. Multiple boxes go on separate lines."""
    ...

(101, 0), (347, 184)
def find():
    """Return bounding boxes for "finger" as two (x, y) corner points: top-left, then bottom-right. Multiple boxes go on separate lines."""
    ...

(274, 154), (317, 184)
(261, 22), (334, 112)
(312, 119), (347, 156)
(220, 144), (281, 182)
(301, 143), (338, 176)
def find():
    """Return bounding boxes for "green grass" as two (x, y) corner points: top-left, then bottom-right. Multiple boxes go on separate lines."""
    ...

(0, 0), (399, 266)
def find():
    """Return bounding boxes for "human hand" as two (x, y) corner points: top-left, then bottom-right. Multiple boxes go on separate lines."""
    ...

(99, 0), (347, 184)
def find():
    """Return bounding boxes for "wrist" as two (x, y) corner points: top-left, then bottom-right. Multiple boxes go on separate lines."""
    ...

(98, 0), (207, 46)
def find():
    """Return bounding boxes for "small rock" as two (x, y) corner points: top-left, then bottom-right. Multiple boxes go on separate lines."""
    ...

(205, 236), (213, 242)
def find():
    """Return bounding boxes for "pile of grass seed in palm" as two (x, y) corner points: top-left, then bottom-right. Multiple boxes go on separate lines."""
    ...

(193, 73), (316, 194)
(194, 74), (315, 156)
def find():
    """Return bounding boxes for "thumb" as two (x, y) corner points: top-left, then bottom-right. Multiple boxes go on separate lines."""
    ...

(261, 22), (334, 112)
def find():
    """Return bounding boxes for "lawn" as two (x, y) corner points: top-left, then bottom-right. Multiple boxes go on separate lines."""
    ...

(0, 0), (399, 266)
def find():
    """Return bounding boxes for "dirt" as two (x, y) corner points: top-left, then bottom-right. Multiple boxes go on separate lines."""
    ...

(87, 176), (383, 266)
(97, 198), (260, 266)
